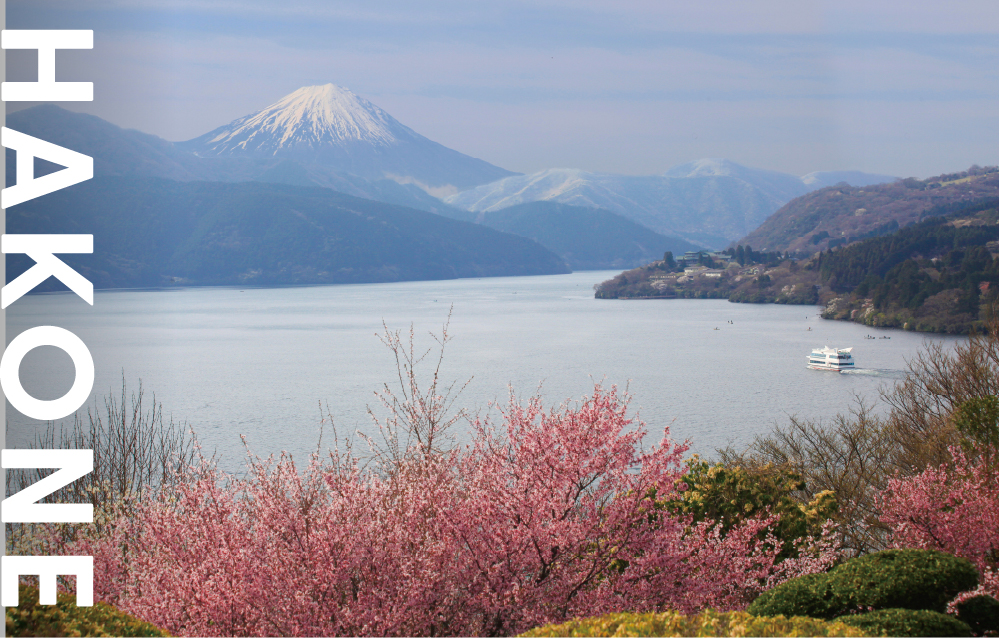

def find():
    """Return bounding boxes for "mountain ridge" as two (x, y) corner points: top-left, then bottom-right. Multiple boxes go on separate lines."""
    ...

(737, 167), (999, 253)
(478, 201), (701, 270)
(6, 176), (570, 290)
(9, 100), (909, 259)
(445, 160), (900, 250)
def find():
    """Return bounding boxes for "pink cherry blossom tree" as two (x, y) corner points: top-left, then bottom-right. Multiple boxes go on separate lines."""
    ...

(62, 385), (838, 637)
(878, 445), (998, 575)
(878, 444), (999, 607)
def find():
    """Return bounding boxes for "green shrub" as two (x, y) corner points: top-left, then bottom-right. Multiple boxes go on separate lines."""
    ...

(953, 395), (999, 451)
(823, 549), (979, 616)
(747, 549), (979, 619)
(5, 584), (169, 637)
(834, 608), (973, 637)
(660, 458), (837, 561)
(955, 595), (999, 637)
(746, 573), (831, 619)
(520, 610), (865, 637)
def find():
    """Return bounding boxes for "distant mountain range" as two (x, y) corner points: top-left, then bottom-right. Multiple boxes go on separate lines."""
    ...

(5, 87), (917, 288)
(9, 99), (898, 255)
(445, 160), (898, 249)
(737, 167), (999, 253)
(6, 177), (569, 289)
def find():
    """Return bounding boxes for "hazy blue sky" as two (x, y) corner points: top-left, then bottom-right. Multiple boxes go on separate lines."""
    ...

(7, 0), (998, 178)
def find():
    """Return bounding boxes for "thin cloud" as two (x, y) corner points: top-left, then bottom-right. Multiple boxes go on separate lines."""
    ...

(7, 1), (996, 178)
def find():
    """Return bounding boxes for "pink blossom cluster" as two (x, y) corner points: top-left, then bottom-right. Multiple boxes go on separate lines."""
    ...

(66, 386), (838, 637)
(878, 444), (999, 613)
(878, 446), (999, 576)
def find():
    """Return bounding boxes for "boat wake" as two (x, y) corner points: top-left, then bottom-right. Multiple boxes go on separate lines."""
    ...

(841, 368), (907, 379)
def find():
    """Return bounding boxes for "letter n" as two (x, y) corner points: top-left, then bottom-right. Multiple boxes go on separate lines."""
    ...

(1, 450), (94, 523)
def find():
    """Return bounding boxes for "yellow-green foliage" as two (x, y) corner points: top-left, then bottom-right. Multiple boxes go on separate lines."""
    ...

(5, 585), (169, 637)
(661, 457), (837, 558)
(520, 610), (866, 637)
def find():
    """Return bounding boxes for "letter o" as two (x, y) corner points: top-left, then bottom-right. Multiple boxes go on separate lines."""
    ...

(0, 326), (94, 420)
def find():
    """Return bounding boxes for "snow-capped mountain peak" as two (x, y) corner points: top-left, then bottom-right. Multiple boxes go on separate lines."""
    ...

(190, 84), (414, 156)
(178, 83), (516, 189)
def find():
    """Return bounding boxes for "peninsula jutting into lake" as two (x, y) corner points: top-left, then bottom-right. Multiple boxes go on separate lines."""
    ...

(595, 172), (997, 336)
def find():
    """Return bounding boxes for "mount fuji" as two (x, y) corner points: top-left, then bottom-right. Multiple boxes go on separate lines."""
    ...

(178, 84), (516, 192)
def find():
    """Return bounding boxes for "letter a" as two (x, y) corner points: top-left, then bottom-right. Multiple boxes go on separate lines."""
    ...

(1, 128), (93, 208)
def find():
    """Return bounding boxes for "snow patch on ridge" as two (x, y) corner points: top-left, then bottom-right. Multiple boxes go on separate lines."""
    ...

(445, 168), (632, 213)
(662, 158), (740, 178)
(385, 173), (459, 199)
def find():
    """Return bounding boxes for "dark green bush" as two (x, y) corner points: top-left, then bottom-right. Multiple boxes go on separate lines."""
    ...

(955, 595), (999, 637)
(747, 549), (979, 619)
(746, 573), (832, 619)
(823, 549), (979, 616)
(5, 584), (169, 637)
(833, 608), (973, 637)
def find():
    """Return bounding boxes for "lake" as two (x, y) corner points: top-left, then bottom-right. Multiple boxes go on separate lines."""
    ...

(6, 271), (960, 473)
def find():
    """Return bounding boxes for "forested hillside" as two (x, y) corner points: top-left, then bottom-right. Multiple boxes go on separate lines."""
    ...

(479, 201), (701, 270)
(738, 166), (997, 253)
(595, 200), (998, 334)
(816, 201), (998, 332)
(6, 177), (570, 290)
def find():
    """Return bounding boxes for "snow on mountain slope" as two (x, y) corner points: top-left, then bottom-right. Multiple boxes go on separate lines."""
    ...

(190, 84), (410, 155)
(447, 160), (900, 248)
(448, 168), (621, 213)
(445, 166), (790, 248)
(663, 158), (809, 203)
(178, 84), (516, 190)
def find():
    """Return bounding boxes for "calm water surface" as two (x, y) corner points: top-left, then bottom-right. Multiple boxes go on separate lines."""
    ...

(7, 271), (960, 473)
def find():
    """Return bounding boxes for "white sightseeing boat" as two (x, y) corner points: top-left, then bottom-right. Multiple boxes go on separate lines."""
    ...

(807, 346), (855, 372)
